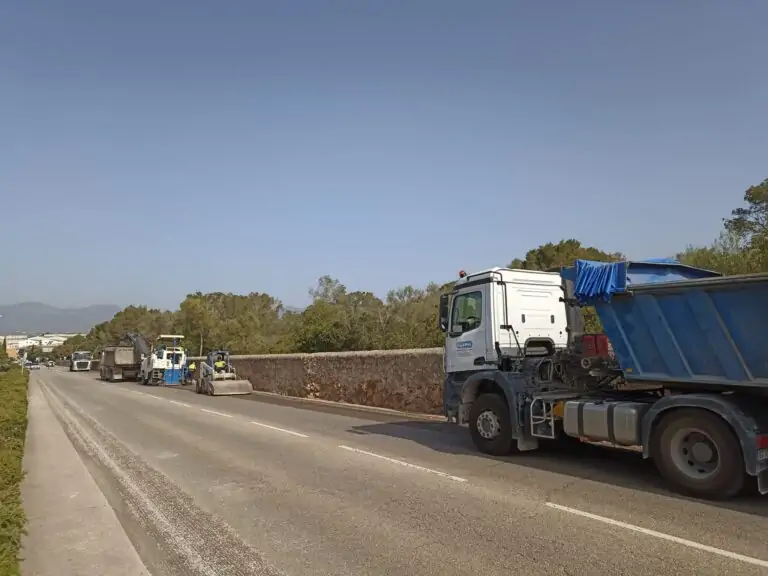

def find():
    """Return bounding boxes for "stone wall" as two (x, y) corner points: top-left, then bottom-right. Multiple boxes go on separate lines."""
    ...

(193, 348), (446, 415)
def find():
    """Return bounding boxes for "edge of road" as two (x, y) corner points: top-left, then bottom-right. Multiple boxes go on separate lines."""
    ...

(20, 376), (150, 576)
(177, 383), (447, 422)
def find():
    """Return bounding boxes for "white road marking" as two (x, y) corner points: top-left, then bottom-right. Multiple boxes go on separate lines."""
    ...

(546, 502), (768, 568)
(200, 408), (233, 418)
(168, 400), (191, 408)
(249, 420), (308, 438)
(338, 445), (467, 483)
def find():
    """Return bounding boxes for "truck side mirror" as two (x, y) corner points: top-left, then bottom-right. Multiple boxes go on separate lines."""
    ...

(439, 294), (450, 332)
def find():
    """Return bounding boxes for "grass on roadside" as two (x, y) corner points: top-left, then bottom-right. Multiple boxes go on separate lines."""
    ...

(0, 366), (29, 576)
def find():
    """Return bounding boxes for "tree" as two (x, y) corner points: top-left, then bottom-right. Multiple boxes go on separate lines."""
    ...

(309, 275), (347, 303)
(678, 230), (763, 276)
(509, 239), (624, 270)
(724, 178), (768, 248)
(0, 337), (7, 360)
(178, 293), (217, 355)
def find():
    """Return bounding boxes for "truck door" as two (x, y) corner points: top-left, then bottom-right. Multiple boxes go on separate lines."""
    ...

(445, 286), (490, 373)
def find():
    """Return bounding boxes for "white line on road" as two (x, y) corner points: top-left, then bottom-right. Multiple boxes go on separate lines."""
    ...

(199, 408), (233, 418)
(338, 445), (467, 483)
(135, 392), (164, 400)
(168, 400), (191, 408)
(249, 420), (309, 438)
(546, 502), (768, 568)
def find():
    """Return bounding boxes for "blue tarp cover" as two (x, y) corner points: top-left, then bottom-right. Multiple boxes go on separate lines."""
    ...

(568, 258), (714, 304)
(572, 260), (628, 304)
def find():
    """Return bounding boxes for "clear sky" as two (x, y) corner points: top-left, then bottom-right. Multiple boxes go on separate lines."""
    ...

(2, 1), (766, 309)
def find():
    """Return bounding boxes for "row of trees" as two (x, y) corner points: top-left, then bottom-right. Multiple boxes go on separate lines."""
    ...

(58, 178), (767, 358)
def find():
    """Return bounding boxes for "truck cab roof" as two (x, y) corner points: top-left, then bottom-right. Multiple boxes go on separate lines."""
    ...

(454, 267), (563, 288)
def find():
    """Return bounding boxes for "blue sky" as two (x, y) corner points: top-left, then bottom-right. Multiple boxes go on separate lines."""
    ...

(2, 1), (766, 309)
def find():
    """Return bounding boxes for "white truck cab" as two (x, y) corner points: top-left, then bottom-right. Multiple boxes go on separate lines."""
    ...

(139, 334), (187, 385)
(70, 350), (93, 372)
(440, 267), (568, 374)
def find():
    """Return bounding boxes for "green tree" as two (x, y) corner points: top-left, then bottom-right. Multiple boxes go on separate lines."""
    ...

(178, 293), (217, 355)
(678, 230), (763, 276)
(0, 337), (7, 360)
(724, 178), (768, 247)
(509, 239), (625, 270)
(309, 275), (347, 303)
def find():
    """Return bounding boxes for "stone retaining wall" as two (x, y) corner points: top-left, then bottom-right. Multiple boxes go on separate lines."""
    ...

(192, 348), (446, 414)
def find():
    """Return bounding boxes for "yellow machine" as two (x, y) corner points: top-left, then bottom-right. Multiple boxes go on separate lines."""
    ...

(195, 350), (252, 396)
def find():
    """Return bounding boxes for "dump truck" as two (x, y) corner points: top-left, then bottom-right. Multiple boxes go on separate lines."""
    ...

(99, 345), (141, 382)
(69, 350), (92, 372)
(196, 350), (253, 396)
(440, 259), (768, 501)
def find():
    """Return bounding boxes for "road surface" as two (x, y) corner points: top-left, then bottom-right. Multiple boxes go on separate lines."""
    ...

(31, 369), (768, 575)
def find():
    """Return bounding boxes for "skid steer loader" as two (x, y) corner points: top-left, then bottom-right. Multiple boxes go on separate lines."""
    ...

(195, 350), (253, 396)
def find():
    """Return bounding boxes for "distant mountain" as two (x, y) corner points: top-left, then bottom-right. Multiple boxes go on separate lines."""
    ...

(0, 302), (121, 334)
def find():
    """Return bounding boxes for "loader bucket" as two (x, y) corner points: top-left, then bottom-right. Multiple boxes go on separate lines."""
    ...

(209, 379), (253, 396)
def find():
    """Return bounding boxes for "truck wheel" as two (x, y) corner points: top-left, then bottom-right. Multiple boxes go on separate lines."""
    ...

(469, 393), (514, 456)
(651, 409), (744, 500)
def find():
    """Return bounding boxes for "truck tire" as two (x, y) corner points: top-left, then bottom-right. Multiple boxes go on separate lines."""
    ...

(469, 393), (514, 456)
(651, 408), (744, 500)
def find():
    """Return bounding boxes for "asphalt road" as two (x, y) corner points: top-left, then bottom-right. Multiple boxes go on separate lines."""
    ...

(35, 369), (768, 575)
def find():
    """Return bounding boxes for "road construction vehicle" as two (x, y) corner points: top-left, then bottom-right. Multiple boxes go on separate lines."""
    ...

(69, 350), (92, 372)
(99, 344), (142, 382)
(138, 335), (187, 386)
(195, 350), (253, 396)
(440, 259), (768, 501)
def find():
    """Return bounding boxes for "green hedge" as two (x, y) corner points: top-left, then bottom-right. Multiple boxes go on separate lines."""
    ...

(0, 368), (29, 576)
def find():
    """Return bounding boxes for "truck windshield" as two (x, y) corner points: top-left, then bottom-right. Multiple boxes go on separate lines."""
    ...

(166, 352), (182, 364)
(73, 352), (91, 361)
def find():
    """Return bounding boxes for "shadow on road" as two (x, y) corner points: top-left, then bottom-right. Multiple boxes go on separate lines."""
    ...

(348, 419), (768, 518)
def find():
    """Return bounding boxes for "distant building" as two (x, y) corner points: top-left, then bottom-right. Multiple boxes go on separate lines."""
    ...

(1, 333), (86, 354)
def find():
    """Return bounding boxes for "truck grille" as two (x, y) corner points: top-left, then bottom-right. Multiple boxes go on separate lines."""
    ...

(76, 362), (89, 370)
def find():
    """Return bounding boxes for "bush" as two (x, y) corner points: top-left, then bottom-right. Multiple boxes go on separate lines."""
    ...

(0, 369), (29, 575)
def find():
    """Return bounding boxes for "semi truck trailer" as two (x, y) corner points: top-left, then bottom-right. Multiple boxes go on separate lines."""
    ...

(439, 259), (768, 501)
